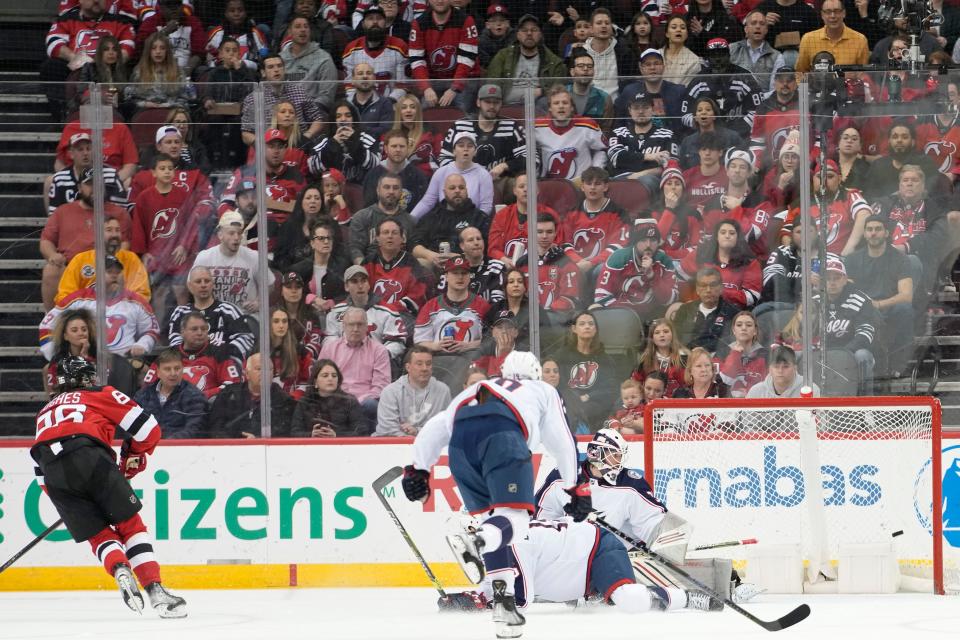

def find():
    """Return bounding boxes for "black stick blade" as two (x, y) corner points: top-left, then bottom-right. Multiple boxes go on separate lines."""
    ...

(764, 604), (811, 632)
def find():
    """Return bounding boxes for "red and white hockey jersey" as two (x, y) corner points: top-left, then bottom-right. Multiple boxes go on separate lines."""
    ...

(325, 300), (408, 360)
(141, 341), (242, 399)
(39, 288), (159, 360)
(414, 293), (490, 343)
(342, 36), (409, 101)
(34, 386), (160, 478)
(780, 188), (871, 255)
(594, 247), (678, 311)
(561, 198), (631, 267)
(363, 251), (430, 315)
(535, 118), (607, 181)
(519, 246), (582, 312)
(915, 114), (960, 175)
(409, 9), (479, 91)
(487, 204), (566, 264)
(131, 183), (211, 275)
(46, 8), (135, 59)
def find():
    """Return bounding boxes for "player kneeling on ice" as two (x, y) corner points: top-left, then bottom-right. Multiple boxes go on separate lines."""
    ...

(460, 518), (723, 629)
(402, 351), (588, 638)
(30, 356), (186, 618)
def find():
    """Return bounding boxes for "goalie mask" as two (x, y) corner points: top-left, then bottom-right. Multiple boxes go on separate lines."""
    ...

(586, 428), (628, 484)
(56, 355), (97, 391)
(500, 351), (542, 381)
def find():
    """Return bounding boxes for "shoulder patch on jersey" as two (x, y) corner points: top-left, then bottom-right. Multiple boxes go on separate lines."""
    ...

(627, 469), (642, 480)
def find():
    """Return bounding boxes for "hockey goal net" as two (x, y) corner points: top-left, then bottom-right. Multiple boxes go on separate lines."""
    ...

(642, 396), (951, 594)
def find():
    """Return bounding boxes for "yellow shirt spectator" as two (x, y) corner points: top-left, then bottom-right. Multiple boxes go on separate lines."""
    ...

(56, 249), (151, 304)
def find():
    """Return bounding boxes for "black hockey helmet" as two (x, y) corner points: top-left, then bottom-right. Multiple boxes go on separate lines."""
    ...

(56, 356), (97, 391)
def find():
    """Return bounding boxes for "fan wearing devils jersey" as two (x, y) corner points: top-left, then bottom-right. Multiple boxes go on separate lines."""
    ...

(128, 125), (213, 205)
(362, 218), (431, 315)
(486, 174), (566, 269)
(45, 3), (135, 63)
(518, 214), (583, 318)
(915, 108), (960, 178)
(594, 219), (678, 321)
(780, 160), (872, 256)
(57, 0), (137, 21)
(39, 257), (159, 361)
(561, 168), (631, 271)
(414, 257), (490, 352)
(342, 6), (409, 102)
(409, 0), (479, 108)
(130, 154), (205, 282)
(699, 149), (775, 260)
(678, 220), (763, 309)
(536, 86), (607, 181)
(32, 356), (186, 618)
(141, 311), (242, 400)
(606, 94), (677, 191)
(748, 68), (800, 171)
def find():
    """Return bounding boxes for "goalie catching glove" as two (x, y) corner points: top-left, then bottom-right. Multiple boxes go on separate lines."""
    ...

(402, 465), (430, 502)
(563, 479), (592, 522)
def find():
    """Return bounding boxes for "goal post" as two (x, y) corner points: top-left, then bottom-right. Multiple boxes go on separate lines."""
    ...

(642, 396), (945, 594)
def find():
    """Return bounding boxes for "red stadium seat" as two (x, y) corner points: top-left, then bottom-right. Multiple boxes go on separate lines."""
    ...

(342, 182), (366, 214)
(422, 107), (465, 137)
(499, 105), (526, 121)
(607, 180), (651, 220)
(537, 178), (580, 215)
(130, 108), (173, 150)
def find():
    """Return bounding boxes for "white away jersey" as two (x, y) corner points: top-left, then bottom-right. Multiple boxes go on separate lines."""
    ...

(534, 117), (607, 180)
(412, 377), (579, 486)
(535, 465), (666, 548)
(482, 519), (615, 606)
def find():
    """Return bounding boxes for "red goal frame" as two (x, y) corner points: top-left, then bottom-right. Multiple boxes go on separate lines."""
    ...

(643, 396), (944, 594)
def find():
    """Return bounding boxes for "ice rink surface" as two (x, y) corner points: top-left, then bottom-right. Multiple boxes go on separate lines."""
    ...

(2, 588), (960, 640)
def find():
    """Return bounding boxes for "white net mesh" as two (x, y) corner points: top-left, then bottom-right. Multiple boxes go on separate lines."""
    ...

(645, 399), (955, 592)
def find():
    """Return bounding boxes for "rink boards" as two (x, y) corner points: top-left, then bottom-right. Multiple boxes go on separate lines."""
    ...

(0, 437), (955, 591)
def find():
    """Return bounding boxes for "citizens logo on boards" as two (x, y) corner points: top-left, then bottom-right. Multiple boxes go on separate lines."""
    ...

(19, 469), (367, 543)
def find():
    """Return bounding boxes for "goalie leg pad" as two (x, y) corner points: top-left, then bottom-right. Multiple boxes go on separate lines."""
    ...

(630, 554), (737, 600)
(630, 552), (685, 590)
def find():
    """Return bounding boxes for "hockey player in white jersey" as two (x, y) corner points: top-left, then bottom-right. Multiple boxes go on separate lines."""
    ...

(478, 518), (722, 633)
(536, 428), (762, 602)
(402, 351), (588, 638)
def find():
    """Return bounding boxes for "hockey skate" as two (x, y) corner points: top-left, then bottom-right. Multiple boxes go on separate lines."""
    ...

(113, 563), (144, 615)
(491, 579), (525, 639)
(145, 582), (188, 618)
(685, 589), (725, 612)
(446, 527), (485, 584)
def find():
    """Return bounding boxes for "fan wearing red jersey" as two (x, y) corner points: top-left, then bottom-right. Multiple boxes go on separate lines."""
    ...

(31, 356), (186, 618)
(486, 173), (566, 269)
(518, 214), (583, 320)
(409, 0), (479, 109)
(561, 167), (631, 274)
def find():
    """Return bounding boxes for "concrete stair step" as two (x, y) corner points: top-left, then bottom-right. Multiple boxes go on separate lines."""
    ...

(0, 195), (46, 218)
(0, 173), (45, 185)
(0, 152), (53, 173)
(0, 368), (44, 392)
(0, 237), (39, 259)
(0, 325), (37, 346)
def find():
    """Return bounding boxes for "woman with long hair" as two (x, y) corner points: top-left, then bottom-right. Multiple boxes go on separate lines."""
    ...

(124, 33), (192, 113)
(716, 310), (768, 397)
(672, 346), (729, 399)
(320, 167), (352, 230)
(485, 268), (535, 348)
(274, 184), (326, 272)
(646, 162), (702, 260)
(44, 308), (137, 396)
(269, 307), (314, 400)
(69, 35), (127, 111)
(633, 317), (688, 396)
(676, 97), (742, 170)
(679, 219), (762, 309)
(278, 272), (324, 357)
(552, 310), (622, 432)
(391, 92), (439, 177)
(290, 359), (367, 437)
(659, 15), (702, 86)
(244, 99), (310, 174)
(307, 100), (378, 183)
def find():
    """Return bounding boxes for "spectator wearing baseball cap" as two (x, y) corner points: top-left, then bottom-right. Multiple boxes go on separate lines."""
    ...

(46, 131), (129, 216)
(613, 46), (687, 129)
(606, 88), (677, 192)
(127, 122), (214, 207)
(478, 3), (515, 69)
(485, 12), (566, 105)
(341, 5), (410, 104)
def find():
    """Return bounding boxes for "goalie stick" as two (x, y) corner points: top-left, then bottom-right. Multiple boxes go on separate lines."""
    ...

(0, 518), (64, 575)
(590, 515), (810, 632)
(372, 466), (449, 601)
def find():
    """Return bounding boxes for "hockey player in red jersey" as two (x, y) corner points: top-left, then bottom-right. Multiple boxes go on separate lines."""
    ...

(31, 356), (186, 617)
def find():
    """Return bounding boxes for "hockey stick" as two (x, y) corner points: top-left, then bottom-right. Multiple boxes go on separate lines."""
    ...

(590, 515), (810, 632)
(372, 466), (448, 601)
(693, 538), (758, 552)
(0, 518), (64, 575)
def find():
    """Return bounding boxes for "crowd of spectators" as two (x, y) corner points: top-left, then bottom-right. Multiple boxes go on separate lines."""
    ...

(34, 0), (960, 438)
